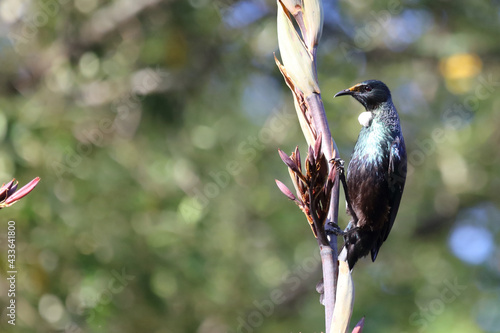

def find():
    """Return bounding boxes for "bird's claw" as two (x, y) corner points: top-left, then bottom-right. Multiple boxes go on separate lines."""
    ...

(330, 157), (345, 170)
(330, 158), (347, 179)
(327, 223), (361, 237)
(326, 222), (347, 236)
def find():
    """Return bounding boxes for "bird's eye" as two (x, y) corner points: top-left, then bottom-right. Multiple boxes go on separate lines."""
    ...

(363, 85), (372, 92)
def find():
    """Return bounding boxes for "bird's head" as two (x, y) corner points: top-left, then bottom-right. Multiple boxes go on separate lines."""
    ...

(334, 80), (391, 111)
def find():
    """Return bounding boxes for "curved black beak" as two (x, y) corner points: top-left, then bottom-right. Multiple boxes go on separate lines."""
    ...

(334, 89), (353, 98)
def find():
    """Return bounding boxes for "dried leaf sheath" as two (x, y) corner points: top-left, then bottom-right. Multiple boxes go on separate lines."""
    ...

(275, 138), (335, 244)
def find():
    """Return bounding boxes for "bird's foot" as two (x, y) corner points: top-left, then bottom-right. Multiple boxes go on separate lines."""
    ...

(330, 157), (345, 173)
(326, 222), (347, 236)
(326, 222), (360, 237)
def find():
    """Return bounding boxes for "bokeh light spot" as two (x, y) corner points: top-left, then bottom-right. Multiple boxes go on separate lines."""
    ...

(255, 256), (286, 287)
(75, 0), (98, 14)
(449, 224), (493, 265)
(178, 196), (204, 224)
(0, 0), (24, 23)
(79, 52), (100, 78)
(191, 125), (217, 150)
(39, 294), (65, 323)
(440, 53), (482, 80)
(150, 268), (178, 298)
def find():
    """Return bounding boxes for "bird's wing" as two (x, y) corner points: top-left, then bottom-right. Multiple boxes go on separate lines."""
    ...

(371, 135), (407, 261)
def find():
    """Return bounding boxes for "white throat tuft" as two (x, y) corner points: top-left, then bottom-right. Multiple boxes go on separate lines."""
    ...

(358, 111), (374, 127)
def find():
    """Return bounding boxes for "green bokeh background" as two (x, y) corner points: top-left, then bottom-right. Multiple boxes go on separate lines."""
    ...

(0, 0), (499, 332)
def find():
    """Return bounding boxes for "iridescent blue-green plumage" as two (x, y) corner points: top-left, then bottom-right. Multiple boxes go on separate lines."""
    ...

(335, 80), (407, 269)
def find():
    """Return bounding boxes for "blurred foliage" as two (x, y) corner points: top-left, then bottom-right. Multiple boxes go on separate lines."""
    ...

(0, 0), (499, 332)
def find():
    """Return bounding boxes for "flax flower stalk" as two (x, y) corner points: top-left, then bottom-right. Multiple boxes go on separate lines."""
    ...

(274, 0), (359, 332)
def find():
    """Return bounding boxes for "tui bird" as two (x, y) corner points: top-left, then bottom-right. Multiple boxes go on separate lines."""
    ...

(332, 80), (407, 269)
